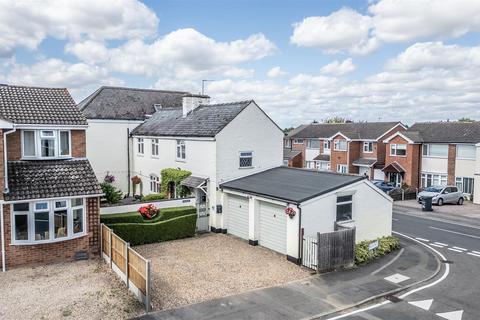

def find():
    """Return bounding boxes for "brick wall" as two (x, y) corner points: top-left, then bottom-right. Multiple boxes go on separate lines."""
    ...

(377, 124), (406, 166)
(348, 141), (361, 174)
(447, 144), (456, 185)
(0, 130), (3, 199)
(1, 196), (100, 269)
(6, 130), (21, 160)
(288, 153), (303, 168)
(385, 136), (421, 188)
(330, 135), (348, 172)
(291, 140), (306, 167)
(359, 141), (378, 159)
(72, 130), (86, 158)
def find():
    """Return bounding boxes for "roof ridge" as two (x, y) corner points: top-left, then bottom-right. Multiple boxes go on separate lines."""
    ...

(0, 84), (68, 90)
(279, 165), (365, 178)
(199, 100), (253, 107)
(98, 85), (191, 94)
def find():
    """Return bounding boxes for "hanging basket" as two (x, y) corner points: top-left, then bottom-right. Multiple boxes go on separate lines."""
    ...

(285, 207), (296, 219)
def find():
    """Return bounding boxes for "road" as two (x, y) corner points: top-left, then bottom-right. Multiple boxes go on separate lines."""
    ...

(336, 206), (480, 320)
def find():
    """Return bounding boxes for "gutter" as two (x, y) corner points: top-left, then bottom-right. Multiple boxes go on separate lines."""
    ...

(3, 126), (16, 194)
(1, 200), (5, 272)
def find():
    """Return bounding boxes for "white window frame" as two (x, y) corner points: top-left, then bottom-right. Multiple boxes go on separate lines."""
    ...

(363, 142), (373, 153)
(421, 172), (448, 188)
(323, 140), (331, 151)
(336, 164), (348, 174)
(455, 176), (474, 194)
(284, 139), (291, 148)
(334, 139), (347, 151)
(21, 129), (71, 159)
(176, 140), (186, 161)
(456, 145), (476, 160)
(11, 198), (87, 245)
(306, 139), (320, 149)
(239, 151), (253, 168)
(422, 144), (448, 158)
(149, 174), (160, 193)
(293, 139), (304, 144)
(336, 194), (354, 222)
(151, 138), (159, 157)
(137, 138), (144, 155)
(390, 144), (407, 157)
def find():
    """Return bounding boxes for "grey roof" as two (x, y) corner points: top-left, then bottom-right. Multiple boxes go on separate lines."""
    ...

(352, 158), (377, 167)
(382, 162), (405, 173)
(313, 154), (330, 161)
(220, 166), (365, 203)
(403, 122), (480, 143)
(79, 86), (200, 121)
(0, 85), (87, 125)
(131, 101), (252, 137)
(5, 159), (102, 201)
(283, 148), (302, 160)
(180, 176), (207, 188)
(288, 122), (404, 140)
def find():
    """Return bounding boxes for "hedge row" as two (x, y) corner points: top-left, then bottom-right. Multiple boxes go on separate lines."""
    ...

(100, 206), (196, 225)
(355, 236), (400, 265)
(108, 214), (197, 246)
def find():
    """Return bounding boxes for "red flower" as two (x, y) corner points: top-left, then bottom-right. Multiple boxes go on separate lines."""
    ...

(138, 204), (159, 220)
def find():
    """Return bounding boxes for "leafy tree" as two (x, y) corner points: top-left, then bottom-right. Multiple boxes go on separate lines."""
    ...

(283, 127), (294, 134)
(100, 182), (123, 204)
(322, 117), (352, 124)
(458, 117), (476, 122)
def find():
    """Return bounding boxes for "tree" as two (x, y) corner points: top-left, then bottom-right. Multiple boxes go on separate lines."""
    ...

(322, 117), (352, 124)
(283, 127), (294, 134)
(458, 117), (476, 122)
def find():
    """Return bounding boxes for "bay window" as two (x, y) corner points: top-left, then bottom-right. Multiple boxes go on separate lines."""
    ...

(22, 129), (71, 159)
(421, 173), (447, 188)
(12, 198), (86, 244)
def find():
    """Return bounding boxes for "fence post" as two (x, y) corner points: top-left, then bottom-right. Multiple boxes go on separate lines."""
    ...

(145, 259), (152, 313)
(125, 243), (130, 289)
(109, 228), (113, 269)
(402, 189), (405, 201)
(100, 223), (103, 258)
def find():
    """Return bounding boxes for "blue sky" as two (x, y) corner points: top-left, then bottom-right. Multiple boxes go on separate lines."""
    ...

(1, 0), (480, 128)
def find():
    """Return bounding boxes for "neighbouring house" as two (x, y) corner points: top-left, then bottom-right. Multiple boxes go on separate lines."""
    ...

(283, 148), (302, 167)
(383, 122), (480, 197)
(0, 85), (102, 270)
(285, 122), (406, 180)
(79, 86), (196, 194)
(475, 143), (480, 204)
(130, 98), (284, 232)
(220, 166), (393, 262)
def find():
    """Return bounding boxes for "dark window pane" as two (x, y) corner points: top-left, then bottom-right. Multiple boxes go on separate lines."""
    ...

(35, 211), (50, 240)
(336, 203), (352, 221)
(73, 208), (83, 234)
(60, 131), (70, 156)
(15, 215), (28, 240)
(13, 203), (29, 212)
(54, 210), (68, 238)
(41, 139), (55, 157)
(337, 195), (352, 203)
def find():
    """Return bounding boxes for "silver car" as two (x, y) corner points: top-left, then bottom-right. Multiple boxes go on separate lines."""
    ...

(417, 185), (465, 206)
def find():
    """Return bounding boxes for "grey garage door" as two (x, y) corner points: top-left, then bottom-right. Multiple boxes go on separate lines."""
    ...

(227, 195), (249, 240)
(259, 201), (287, 254)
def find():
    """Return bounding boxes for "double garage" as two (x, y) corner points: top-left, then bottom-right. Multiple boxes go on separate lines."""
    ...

(220, 166), (393, 262)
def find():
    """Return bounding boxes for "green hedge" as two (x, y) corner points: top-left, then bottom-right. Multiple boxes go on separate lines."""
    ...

(355, 236), (400, 265)
(108, 214), (197, 246)
(100, 206), (196, 225)
(142, 193), (166, 201)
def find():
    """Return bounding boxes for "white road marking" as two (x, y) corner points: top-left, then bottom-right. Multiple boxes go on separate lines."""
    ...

(384, 273), (410, 284)
(447, 248), (463, 253)
(371, 248), (405, 276)
(452, 246), (467, 251)
(429, 226), (480, 239)
(472, 251), (480, 255)
(392, 218), (399, 221)
(430, 243), (445, 248)
(434, 242), (448, 246)
(408, 299), (433, 311)
(437, 310), (463, 320)
(467, 252), (480, 258)
(415, 237), (429, 242)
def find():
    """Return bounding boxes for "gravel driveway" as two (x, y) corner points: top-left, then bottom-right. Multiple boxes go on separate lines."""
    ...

(0, 259), (144, 320)
(135, 233), (311, 311)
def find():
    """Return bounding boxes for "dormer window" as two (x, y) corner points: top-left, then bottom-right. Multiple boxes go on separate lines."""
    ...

(22, 130), (71, 159)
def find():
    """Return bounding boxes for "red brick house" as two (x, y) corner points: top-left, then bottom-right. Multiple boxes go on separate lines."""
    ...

(0, 85), (102, 271)
(383, 122), (480, 194)
(285, 122), (406, 179)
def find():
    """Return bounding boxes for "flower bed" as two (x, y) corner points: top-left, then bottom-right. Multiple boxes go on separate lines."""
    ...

(355, 236), (400, 265)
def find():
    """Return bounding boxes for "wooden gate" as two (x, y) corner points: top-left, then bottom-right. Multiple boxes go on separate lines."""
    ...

(317, 227), (356, 273)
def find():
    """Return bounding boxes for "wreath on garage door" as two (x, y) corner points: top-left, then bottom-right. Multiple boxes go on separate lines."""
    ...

(285, 207), (296, 219)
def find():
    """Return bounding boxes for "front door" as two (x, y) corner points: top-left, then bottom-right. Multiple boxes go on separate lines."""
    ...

(389, 173), (402, 187)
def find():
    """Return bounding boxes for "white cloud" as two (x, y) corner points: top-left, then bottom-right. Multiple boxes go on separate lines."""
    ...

(267, 66), (287, 78)
(69, 28), (276, 79)
(290, 1), (480, 55)
(0, 0), (158, 56)
(320, 58), (356, 76)
(65, 40), (110, 65)
(290, 7), (378, 55)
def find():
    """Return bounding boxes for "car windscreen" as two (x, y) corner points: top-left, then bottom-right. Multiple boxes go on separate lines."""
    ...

(424, 187), (443, 193)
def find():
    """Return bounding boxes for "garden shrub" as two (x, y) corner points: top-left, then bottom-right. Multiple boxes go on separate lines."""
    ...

(160, 168), (191, 198)
(100, 182), (123, 204)
(159, 206), (196, 220)
(108, 214), (197, 245)
(101, 206), (196, 225)
(355, 236), (400, 265)
(142, 193), (166, 201)
(100, 212), (143, 224)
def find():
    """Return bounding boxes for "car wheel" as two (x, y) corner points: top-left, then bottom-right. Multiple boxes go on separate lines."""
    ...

(437, 198), (444, 206)
(458, 197), (464, 205)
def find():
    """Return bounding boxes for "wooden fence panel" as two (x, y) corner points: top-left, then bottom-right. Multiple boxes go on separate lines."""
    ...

(317, 227), (355, 273)
(102, 224), (110, 257)
(112, 233), (126, 273)
(128, 249), (147, 294)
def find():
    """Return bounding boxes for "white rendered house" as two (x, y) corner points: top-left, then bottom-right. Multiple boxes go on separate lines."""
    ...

(130, 98), (284, 231)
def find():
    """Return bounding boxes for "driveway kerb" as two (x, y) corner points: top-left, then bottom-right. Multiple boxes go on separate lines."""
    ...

(303, 231), (444, 320)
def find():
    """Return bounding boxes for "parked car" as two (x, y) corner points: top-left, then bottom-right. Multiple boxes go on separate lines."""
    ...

(417, 185), (464, 206)
(373, 180), (397, 193)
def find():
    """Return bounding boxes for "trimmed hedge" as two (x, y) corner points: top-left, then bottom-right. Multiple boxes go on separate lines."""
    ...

(100, 206), (196, 225)
(109, 214), (197, 246)
(355, 236), (400, 265)
(142, 193), (166, 201)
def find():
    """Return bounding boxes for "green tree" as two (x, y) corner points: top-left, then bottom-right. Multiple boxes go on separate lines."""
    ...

(322, 117), (352, 124)
(458, 117), (476, 122)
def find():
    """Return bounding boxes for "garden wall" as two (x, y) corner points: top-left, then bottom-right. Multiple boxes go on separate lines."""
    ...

(101, 197), (195, 215)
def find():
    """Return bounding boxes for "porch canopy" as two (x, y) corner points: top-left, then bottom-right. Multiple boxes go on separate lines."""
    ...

(180, 176), (207, 188)
(381, 162), (405, 173)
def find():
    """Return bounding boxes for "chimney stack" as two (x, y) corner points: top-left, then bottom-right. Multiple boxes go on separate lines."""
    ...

(182, 94), (210, 117)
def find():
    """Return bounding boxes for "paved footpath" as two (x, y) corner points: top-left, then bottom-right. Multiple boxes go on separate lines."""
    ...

(138, 236), (439, 320)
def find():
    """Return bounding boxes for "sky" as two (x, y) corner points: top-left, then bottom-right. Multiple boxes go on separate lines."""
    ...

(1, 0), (480, 128)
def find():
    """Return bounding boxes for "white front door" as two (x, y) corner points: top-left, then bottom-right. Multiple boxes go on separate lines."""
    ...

(226, 195), (249, 240)
(259, 201), (287, 254)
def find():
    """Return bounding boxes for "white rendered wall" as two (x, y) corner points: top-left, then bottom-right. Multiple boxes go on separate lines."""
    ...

(474, 144), (480, 204)
(421, 157), (448, 174)
(305, 148), (320, 162)
(373, 169), (385, 180)
(86, 119), (143, 193)
(455, 159), (476, 178)
(300, 180), (392, 243)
